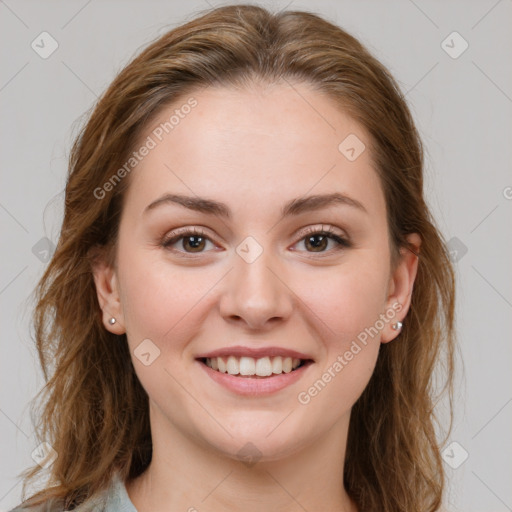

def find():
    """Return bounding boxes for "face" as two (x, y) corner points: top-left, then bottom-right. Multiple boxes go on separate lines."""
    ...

(94, 81), (419, 463)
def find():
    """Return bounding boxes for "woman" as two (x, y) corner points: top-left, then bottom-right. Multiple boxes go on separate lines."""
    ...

(11, 4), (456, 511)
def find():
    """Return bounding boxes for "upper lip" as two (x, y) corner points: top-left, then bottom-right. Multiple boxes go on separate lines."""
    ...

(196, 345), (314, 361)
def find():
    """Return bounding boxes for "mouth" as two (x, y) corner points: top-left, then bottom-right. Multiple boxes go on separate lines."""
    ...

(197, 355), (313, 378)
(194, 346), (315, 395)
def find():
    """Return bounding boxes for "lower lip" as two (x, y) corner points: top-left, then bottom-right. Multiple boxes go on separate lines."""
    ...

(196, 360), (313, 396)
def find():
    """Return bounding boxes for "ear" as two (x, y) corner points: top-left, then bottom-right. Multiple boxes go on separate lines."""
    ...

(90, 247), (126, 335)
(380, 233), (421, 343)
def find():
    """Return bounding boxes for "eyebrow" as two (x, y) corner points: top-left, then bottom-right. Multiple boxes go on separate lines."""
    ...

(143, 192), (368, 218)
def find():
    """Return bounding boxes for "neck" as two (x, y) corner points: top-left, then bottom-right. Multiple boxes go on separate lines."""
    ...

(125, 403), (358, 512)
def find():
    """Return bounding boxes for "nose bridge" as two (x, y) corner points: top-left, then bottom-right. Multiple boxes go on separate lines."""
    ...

(219, 235), (292, 328)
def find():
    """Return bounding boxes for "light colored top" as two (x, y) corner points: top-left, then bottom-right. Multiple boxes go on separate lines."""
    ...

(99, 472), (138, 512)
(9, 473), (138, 512)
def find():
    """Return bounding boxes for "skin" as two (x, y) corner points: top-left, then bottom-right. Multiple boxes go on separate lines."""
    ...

(93, 80), (420, 512)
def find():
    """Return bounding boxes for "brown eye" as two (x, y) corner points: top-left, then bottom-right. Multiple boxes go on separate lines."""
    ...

(161, 228), (215, 254)
(294, 227), (351, 254)
(179, 235), (207, 252)
(304, 233), (330, 252)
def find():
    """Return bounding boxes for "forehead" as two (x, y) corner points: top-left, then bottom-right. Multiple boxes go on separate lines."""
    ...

(123, 82), (385, 222)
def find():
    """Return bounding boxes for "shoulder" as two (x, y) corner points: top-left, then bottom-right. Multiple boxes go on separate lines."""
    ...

(7, 485), (111, 512)
(7, 500), (65, 512)
(8, 473), (131, 512)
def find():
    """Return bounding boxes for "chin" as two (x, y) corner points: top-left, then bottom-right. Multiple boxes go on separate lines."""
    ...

(194, 414), (311, 464)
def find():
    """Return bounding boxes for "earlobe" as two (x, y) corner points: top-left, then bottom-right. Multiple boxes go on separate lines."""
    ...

(90, 250), (126, 334)
(381, 233), (421, 343)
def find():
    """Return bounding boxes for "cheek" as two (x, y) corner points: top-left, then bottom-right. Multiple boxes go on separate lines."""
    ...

(117, 248), (206, 346)
(290, 260), (389, 412)
(294, 259), (390, 342)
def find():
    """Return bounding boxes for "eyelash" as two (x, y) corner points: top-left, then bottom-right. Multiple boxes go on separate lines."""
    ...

(160, 225), (351, 258)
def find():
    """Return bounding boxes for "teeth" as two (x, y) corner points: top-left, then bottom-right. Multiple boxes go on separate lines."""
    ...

(272, 356), (282, 374)
(255, 356), (272, 376)
(239, 356), (255, 375)
(226, 356), (239, 375)
(217, 357), (227, 373)
(205, 355), (304, 376)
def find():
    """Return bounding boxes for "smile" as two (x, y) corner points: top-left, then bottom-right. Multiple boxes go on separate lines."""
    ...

(202, 355), (304, 377)
(196, 356), (314, 396)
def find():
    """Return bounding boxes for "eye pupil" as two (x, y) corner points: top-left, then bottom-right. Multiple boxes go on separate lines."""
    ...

(184, 236), (205, 252)
(306, 234), (328, 252)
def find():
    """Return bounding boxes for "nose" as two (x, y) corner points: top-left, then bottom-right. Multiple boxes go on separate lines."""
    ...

(218, 246), (293, 331)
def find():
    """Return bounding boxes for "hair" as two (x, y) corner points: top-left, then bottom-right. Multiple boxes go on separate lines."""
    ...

(16, 4), (456, 512)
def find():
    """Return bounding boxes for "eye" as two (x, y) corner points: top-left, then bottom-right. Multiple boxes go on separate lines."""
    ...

(161, 227), (217, 255)
(161, 225), (351, 257)
(292, 225), (351, 255)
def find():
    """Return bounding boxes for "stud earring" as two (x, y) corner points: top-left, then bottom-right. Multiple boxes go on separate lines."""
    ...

(108, 317), (116, 325)
(392, 321), (403, 331)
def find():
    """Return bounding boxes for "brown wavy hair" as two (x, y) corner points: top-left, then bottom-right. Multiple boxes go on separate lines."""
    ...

(16, 4), (456, 511)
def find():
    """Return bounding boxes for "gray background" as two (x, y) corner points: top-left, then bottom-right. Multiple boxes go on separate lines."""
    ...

(1, 1), (511, 511)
